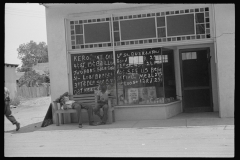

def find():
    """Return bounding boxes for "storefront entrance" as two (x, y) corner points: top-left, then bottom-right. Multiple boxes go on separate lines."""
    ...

(180, 48), (213, 112)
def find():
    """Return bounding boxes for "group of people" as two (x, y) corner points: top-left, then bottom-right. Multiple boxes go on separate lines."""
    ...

(56, 83), (111, 128)
(4, 83), (111, 131)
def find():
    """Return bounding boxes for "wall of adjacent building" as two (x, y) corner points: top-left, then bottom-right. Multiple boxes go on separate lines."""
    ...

(5, 66), (18, 100)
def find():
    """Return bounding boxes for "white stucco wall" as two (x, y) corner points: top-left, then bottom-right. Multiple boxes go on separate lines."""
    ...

(5, 66), (18, 100)
(214, 4), (235, 117)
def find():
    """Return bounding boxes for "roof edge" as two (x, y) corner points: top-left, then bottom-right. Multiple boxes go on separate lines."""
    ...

(5, 63), (19, 68)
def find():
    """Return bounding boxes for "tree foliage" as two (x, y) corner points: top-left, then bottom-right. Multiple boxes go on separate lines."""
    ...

(17, 41), (48, 72)
(18, 70), (50, 87)
(16, 40), (50, 87)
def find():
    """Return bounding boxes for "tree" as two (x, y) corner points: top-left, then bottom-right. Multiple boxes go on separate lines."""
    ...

(18, 70), (42, 87)
(18, 69), (51, 87)
(17, 40), (48, 72)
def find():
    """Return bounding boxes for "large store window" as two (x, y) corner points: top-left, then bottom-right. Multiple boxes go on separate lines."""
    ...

(70, 47), (177, 105)
(71, 51), (115, 94)
(115, 47), (176, 105)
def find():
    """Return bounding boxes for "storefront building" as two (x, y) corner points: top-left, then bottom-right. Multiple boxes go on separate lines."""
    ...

(41, 3), (234, 124)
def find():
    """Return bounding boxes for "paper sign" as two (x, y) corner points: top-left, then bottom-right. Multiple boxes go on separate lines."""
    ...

(128, 88), (139, 104)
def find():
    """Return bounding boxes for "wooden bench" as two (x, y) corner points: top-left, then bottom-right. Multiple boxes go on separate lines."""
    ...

(52, 94), (115, 126)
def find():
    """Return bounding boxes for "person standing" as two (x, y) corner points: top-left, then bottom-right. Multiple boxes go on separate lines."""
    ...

(4, 87), (20, 131)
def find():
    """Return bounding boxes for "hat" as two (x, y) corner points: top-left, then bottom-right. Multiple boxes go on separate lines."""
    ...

(55, 92), (69, 103)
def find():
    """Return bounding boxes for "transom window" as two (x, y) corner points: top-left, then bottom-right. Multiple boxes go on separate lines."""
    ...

(182, 52), (197, 60)
(69, 7), (211, 50)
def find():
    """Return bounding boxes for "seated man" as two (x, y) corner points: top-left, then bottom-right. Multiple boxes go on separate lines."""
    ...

(93, 83), (110, 125)
(56, 92), (97, 128)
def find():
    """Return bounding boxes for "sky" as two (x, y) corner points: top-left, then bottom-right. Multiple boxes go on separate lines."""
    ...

(5, 3), (47, 66)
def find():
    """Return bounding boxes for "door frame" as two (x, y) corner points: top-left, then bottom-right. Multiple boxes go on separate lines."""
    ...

(179, 47), (213, 112)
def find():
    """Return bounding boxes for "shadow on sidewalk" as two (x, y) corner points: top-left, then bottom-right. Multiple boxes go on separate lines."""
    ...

(5, 121), (43, 134)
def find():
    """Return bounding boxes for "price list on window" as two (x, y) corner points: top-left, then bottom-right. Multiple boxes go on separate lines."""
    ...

(115, 47), (163, 88)
(71, 51), (115, 95)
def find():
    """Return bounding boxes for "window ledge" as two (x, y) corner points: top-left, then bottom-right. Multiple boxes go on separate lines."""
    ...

(115, 100), (181, 108)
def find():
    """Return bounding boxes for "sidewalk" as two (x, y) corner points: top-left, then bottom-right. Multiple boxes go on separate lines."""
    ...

(38, 112), (234, 131)
(4, 112), (234, 157)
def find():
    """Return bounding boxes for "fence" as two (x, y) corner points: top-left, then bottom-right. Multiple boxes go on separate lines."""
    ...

(17, 86), (50, 98)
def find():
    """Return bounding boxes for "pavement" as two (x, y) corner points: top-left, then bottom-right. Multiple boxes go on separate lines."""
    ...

(4, 110), (234, 157)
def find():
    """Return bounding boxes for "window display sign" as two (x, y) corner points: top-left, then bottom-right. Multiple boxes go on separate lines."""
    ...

(116, 47), (164, 105)
(138, 87), (157, 103)
(116, 47), (163, 88)
(127, 88), (139, 104)
(71, 51), (114, 94)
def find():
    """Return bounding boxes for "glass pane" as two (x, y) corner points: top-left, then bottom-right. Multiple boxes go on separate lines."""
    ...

(206, 23), (210, 28)
(195, 13), (205, 23)
(120, 18), (156, 40)
(76, 35), (83, 44)
(167, 14), (194, 36)
(114, 32), (120, 42)
(84, 22), (110, 43)
(113, 21), (119, 31)
(157, 17), (165, 27)
(116, 48), (164, 105)
(206, 29), (210, 34)
(162, 48), (176, 102)
(157, 28), (166, 38)
(205, 12), (209, 17)
(182, 50), (210, 87)
(71, 51), (115, 94)
(75, 25), (83, 34)
(196, 24), (205, 34)
(191, 52), (197, 59)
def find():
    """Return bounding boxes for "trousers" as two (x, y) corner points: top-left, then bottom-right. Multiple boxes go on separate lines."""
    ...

(72, 101), (94, 125)
(4, 100), (18, 125)
(93, 103), (109, 123)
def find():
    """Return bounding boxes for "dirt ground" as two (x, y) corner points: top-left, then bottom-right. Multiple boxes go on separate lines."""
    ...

(4, 96), (52, 131)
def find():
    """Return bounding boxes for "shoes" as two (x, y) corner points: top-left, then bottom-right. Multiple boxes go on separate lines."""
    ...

(79, 124), (82, 128)
(16, 122), (20, 131)
(89, 122), (98, 126)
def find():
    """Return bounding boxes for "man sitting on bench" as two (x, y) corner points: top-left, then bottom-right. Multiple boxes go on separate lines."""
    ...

(56, 92), (98, 128)
(93, 83), (110, 125)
